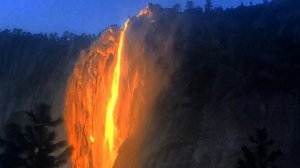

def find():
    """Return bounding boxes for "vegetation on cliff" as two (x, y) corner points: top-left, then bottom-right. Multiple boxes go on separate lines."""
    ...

(0, 104), (73, 168)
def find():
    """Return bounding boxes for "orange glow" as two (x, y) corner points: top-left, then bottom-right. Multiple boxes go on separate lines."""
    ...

(103, 20), (129, 168)
(104, 20), (128, 150)
(64, 7), (175, 167)
(64, 20), (133, 168)
(90, 135), (95, 143)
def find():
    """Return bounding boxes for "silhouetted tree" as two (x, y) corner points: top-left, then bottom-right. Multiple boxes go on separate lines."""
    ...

(62, 31), (76, 41)
(173, 3), (181, 12)
(205, 0), (213, 12)
(12, 28), (23, 35)
(48, 33), (59, 41)
(0, 104), (73, 168)
(237, 129), (282, 168)
(0, 123), (29, 167)
(185, 1), (194, 10)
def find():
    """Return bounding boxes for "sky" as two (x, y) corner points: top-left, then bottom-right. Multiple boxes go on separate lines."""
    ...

(0, 0), (262, 35)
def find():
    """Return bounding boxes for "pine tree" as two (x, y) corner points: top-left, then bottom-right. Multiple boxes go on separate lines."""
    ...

(25, 104), (74, 168)
(0, 104), (73, 168)
(205, 0), (213, 12)
(0, 123), (29, 167)
(237, 129), (282, 168)
(173, 3), (181, 12)
(185, 1), (194, 10)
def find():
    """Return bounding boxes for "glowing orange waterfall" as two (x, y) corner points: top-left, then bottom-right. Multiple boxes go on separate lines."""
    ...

(102, 20), (129, 168)
(64, 20), (133, 168)
(64, 6), (176, 168)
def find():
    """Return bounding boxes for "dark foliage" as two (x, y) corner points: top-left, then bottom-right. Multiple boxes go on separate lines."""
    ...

(0, 28), (97, 42)
(237, 129), (282, 168)
(205, 0), (213, 12)
(0, 123), (28, 167)
(0, 104), (73, 168)
(172, 3), (181, 12)
(185, 1), (194, 10)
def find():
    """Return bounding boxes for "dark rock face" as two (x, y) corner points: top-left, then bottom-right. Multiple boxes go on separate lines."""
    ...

(0, 32), (93, 124)
(142, 68), (300, 168)
(117, 2), (300, 168)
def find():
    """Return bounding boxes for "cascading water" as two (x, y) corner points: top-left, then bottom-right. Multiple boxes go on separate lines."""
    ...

(64, 21), (131, 168)
(64, 6), (177, 168)
(102, 20), (129, 168)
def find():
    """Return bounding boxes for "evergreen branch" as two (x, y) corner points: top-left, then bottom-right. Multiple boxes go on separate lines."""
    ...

(46, 141), (67, 153)
(55, 146), (74, 167)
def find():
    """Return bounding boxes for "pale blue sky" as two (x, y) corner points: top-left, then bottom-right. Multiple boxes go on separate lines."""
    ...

(0, 0), (262, 34)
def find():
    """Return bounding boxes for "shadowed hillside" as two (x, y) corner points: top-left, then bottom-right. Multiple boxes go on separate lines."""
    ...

(114, 1), (300, 168)
(0, 30), (95, 124)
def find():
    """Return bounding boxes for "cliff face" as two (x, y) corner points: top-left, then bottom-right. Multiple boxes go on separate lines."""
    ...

(64, 13), (178, 167)
(0, 32), (93, 124)
(115, 2), (300, 168)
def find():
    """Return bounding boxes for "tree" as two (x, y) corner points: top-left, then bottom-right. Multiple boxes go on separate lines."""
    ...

(0, 123), (29, 167)
(185, 1), (194, 10)
(48, 33), (59, 41)
(205, 0), (213, 12)
(0, 104), (73, 168)
(62, 31), (76, 41)
(173, 3), (181, 12)
(237, 129), (282, 168)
